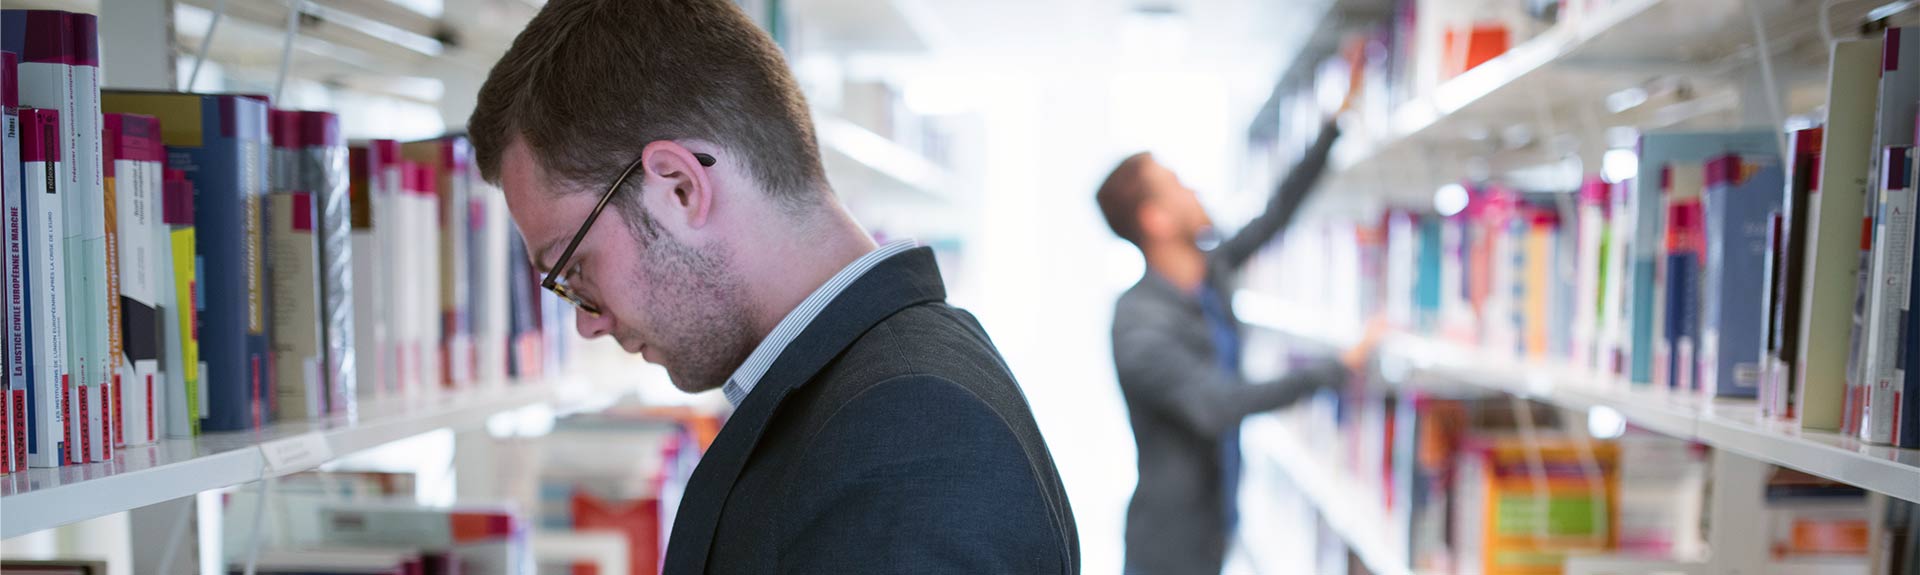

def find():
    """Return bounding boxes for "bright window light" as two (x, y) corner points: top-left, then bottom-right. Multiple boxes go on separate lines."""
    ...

(1602, 148), (1639, 184)
(1434, 183), (1469, 217)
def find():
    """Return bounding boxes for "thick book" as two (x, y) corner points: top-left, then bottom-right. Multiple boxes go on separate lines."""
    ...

(106, 113), (163, 445)
(268, 111), (322, 421)
(18, 107), (68, 467)
(1, 50), (17, 474)
(292, 112), (353, 416)
(1700, 154), (1784, 399)
(1764, 127), (1825, 419)
(1662, 165), (1705, 393)
(401, 139), (471, 391)
(102, 92), (271, 433)
(1629, 131), (1780, 386)
(1865, 146), (1916, 445)
(160, 169), (199, 437)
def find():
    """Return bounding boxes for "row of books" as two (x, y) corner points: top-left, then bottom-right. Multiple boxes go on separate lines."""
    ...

(1273, 382), (1918, 575)
(0, 9), (577, 473)
(1254, 26), (1920, 447)
(220, 470), (529, 574)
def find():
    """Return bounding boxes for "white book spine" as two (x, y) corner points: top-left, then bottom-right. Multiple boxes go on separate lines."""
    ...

(1862, 146), (1915, 444)
(20, 110), (69, 467)
(1864, 147), (1915, 444)
(1, 76), (18, 474)
(114, 150), (162, 445)
(1574, 204), (1604, 368)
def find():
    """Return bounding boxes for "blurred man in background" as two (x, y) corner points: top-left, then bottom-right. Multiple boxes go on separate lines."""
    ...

(1098, 62), (1378, 575)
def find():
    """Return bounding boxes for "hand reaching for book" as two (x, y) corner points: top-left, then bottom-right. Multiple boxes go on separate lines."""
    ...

(1337, 43), (1367, 116)
(1341, 316), (1389, 375)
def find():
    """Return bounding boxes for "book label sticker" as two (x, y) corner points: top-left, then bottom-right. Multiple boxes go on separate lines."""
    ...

(259, 431), (331, 475)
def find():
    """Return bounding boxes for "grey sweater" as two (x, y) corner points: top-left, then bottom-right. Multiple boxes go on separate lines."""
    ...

(1111, 121), (1345, 575)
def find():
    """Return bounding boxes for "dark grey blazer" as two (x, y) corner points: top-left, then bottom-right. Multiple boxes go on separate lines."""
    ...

(662, 247), (1079, 574)
(1111, 122), (1345, 575)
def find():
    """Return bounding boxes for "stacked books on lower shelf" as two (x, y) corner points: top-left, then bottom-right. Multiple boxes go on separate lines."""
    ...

(1255, 384), (1919, 575)
(219, 470), (528, 575)
(0, 8), (576, 475)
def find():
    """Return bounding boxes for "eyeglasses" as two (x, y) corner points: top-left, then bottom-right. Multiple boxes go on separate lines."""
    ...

(541, 151), (717, 316)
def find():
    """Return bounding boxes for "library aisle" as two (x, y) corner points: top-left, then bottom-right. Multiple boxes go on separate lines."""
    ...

(1, 0), (1919, 575)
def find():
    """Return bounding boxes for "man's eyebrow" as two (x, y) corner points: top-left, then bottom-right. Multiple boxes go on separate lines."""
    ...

(532, 238), (561, 275)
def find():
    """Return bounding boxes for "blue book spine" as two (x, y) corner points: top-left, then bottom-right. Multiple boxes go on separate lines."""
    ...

(1416, 217), (1442, 332)
(1702, 157), (1785, 398)
(165, 95), (269, 432)
(1664, 251), (1699, 392)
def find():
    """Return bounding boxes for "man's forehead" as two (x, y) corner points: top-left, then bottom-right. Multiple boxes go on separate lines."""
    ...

(499, 141), (573, 271)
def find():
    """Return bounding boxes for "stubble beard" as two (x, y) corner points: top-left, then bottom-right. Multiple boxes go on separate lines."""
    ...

(630, 232), (758, 394)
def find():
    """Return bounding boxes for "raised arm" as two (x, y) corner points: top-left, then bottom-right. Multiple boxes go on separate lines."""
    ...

(1209, 120), (1342, 272)
(1113, 322), (1349, 437)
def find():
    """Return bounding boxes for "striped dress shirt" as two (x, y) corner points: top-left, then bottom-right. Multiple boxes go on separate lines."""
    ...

(721, 240), (919, 406)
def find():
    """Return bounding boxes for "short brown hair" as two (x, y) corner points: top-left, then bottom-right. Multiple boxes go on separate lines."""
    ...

(469, 0), (825, 207)
(1096, 152), (1155, 245)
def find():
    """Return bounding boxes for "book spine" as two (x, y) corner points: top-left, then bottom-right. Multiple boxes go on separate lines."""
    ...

(1906, 139), (1920, 447)
(175, 95), (271, 433)
(348, 145), (384, 401)
(69, 15), (109, 461)
(268, 190), (322, 420)
(1866, 146), (1916, 444)
(0, 50), (14, 473)
(20, 107), (67, 467)
(1760, 211), (1788, 416)
(1574, 181), (1605, 369)
(1600, 179), (1633, 376)
(1702, 157), (1782, 399)
(109, 113), (162, 446)
(1664, 196), (1701, 394)
(299, 112), (354, 416)
(1772, 127), (1825, 420)
(0, 50), (18, 473)
(161, 169), (199, 437)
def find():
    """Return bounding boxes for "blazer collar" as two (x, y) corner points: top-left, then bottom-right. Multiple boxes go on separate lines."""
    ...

(661, 246), (947, 574)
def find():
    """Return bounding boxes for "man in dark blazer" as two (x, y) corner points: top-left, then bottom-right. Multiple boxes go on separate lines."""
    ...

(1097, 78), (1379, 574)
(467, 0), (1077, 572)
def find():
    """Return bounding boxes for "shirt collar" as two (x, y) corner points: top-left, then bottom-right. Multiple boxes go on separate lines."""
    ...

(720, 240), (920, 407)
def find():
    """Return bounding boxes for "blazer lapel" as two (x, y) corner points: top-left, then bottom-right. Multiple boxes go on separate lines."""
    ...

(661, 247), (947, 574)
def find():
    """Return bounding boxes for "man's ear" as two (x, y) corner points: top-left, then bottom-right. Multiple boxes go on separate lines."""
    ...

(639, 140), (716, 229)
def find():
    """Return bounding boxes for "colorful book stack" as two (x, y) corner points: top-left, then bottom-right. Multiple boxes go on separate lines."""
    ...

(0, 9), (571, 470)
(103, 91), (272, 434)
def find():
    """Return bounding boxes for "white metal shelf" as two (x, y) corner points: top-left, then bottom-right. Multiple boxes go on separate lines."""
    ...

(1243, 414), (1417, 575)
(1237, 291), (1920, 504)
(0, 378), (625, 539)
(1324, 0), (1883, 184)
(815, 114), (954, 203)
